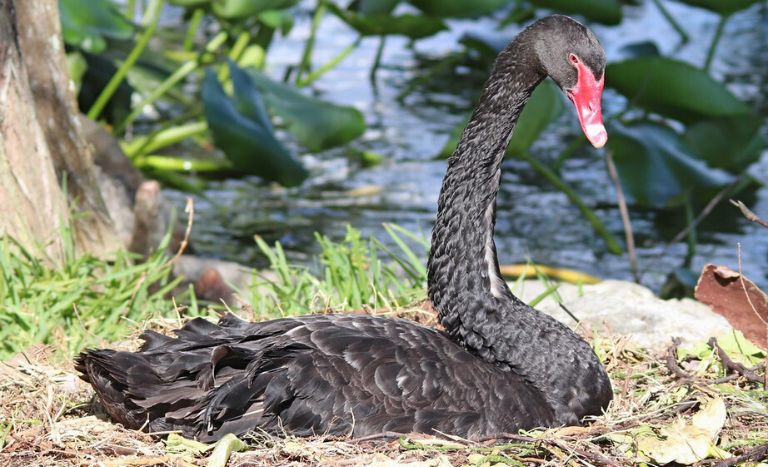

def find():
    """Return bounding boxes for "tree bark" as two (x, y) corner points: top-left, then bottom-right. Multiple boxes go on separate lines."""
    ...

(0, 0), (120, 261)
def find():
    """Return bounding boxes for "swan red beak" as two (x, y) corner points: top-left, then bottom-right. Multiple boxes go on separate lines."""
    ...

(566, 63), (607, 149)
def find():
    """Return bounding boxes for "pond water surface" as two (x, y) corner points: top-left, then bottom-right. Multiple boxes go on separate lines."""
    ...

(166, 2), (768, 291)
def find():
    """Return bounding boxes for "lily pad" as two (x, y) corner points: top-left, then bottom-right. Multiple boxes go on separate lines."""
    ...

(684, 115), (764, 173)
(530, 0), (622, 25)
(674, 0), (760, 15)
(247, 69), (366, 152)
(328, 4), (446, 39)
(618, 41), (661, 59)
(606, 57), (750, 123)
(202, 65), (308, 187)
(407, 0), (514, 18)
(507, 80), (564, 155)
(606, 121), (734, 208)
(437, 81), (563, 158)
(60, 0), (133, 53)
(350, 0), (401, 15)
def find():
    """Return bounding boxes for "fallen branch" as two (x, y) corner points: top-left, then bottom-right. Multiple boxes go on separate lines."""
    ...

(665, 337), (694, 382)
(708, 337), (763, 386)
(704, 442), (768, 466)
(478, 433), (623, 467)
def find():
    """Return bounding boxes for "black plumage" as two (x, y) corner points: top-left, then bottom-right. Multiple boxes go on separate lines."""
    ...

(76, 15), (613, 442)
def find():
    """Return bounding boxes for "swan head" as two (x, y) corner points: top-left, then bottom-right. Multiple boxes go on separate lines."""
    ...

(531, 15), (608, 148)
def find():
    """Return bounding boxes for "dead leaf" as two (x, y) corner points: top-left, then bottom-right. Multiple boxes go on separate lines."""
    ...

(635, 398), (730, 465)
(695, 264), (768, 349)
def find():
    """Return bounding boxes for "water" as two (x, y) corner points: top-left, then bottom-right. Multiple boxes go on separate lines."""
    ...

(166, 1), (768, 291)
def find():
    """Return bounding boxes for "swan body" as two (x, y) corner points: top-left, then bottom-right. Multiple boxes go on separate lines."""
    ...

(77, 15), (613, 442)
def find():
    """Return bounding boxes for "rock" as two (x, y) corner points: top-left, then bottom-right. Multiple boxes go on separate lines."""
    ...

(515, 279), (733, 349)
(194, 268), (235, 303)
(173, 256), (257, 303)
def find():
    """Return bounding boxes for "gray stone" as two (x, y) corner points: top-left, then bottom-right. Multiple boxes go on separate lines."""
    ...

(514, 279), (733, 349)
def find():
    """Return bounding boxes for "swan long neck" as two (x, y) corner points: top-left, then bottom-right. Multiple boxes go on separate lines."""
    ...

(427, 41), (545, 356)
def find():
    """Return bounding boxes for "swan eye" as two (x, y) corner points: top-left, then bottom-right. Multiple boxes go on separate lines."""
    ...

(569, 53), (580, 65)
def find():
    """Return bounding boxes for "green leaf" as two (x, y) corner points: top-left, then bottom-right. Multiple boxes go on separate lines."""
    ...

(327, 4), (446, 39)
(437, 81), (563, 158)
(165, 433), (212, 456)
(619, 41), (661, 59)
(407, 0), (514, 18)
(507, 80), (564, 155)
(606, 57), (750, 123)
(206, 434), (247, 467)
(169, 0), (210, 6)
(247, 70), (366, 152)
(211, 0), (300, 18)
(713, 330), (766, 366)
(530, 0), (622, 25)
(202, 65), (308, 187)
(606, 121), (734, 208)
(684, 115), (765, 173)
(674, 0), (760, 15)
(351, 0), (401, 15)
(60, 0), (133, 53)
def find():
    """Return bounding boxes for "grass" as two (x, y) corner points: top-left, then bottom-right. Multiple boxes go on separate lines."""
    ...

(0, 223), (430, 360)
(0, 230), (182, 360)
(247, 223), (429, 319)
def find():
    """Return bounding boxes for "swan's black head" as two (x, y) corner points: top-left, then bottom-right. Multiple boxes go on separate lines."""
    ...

(526, 15), (607, 148)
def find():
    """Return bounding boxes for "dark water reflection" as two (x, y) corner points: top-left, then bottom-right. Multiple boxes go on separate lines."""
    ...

(167, 1), (768, 290)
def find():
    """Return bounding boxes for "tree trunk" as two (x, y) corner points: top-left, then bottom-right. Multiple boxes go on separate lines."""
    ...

(0, 0), (120, 261)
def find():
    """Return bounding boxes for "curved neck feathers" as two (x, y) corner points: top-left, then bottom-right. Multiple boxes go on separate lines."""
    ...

(427, 39), (545, 356)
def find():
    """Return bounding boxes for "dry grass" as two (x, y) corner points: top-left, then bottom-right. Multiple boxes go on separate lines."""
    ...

(1, 314), (766, 467)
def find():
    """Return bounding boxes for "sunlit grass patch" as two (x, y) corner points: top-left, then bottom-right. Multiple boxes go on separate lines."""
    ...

(246, 224), (429, 320)
(0, 232), (182, 360)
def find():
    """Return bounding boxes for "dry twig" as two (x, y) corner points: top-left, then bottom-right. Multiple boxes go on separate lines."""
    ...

(606, 150), (639, 283)
(730, 199), (768, 229)
(708, 337), (763, 386)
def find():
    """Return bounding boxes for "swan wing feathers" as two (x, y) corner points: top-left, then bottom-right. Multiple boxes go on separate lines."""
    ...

(76, 313), (555, 441)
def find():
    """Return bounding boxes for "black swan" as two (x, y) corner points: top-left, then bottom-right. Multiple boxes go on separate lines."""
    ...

(76, 15), (612, 442)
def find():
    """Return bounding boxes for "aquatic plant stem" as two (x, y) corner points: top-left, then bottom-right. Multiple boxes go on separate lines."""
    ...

(521, 151), (622, 255)
(652, 0), (689, 44)
(219, 32), (252, 82)
(125, 0), (136, 18)
(296, 0), (327, 83)
(605, 150), (639, 283)
(370, 36), (387, 86)
(670, 178), (742, 244)
(115, 32), (228, 133)
(184, 9), (205, 51)
(552, 137), (584, 171)
(683, 193), (697, 267)
(297, 36), (363, 87)
(123, 121), (208, 158)
(704, 15), (728, 72)
(87, 0), (165, 121)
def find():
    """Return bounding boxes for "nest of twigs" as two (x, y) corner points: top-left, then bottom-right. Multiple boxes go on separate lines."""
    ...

(1, 314), (766, 467)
